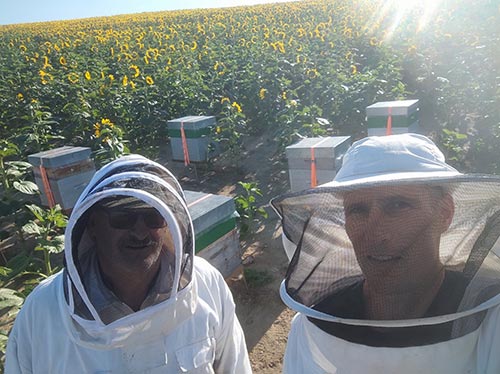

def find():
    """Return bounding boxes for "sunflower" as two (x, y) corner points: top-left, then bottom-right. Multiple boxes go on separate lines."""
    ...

(231, 102), (242, 113)
(129, 65), (140, 78)
(408, 45), (417, 54)
(85, 71), (91, 80)
(146, 76), (154, 85)
(68, 72), (79, 84)
(93, 122), (101, 137)
(59, 56), (67, 65)
(39, 70), (53, 84)
(101, 118), (114, 127)
(259, 88), (266, 100)
(42, 56), (52, 69)
(306, 68), (319, 79)
(369, 37), (379, 46)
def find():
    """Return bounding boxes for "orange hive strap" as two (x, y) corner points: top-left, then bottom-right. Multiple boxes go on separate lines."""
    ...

(386, 106), (393, 135)
(309, 137), (332, 188)
(180, 121), (191, 166)
(310, 147), (317, 188)
(39, 160), (55, 208)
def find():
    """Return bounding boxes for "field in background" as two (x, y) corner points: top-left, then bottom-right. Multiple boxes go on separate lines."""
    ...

(0, 0), (498, 171)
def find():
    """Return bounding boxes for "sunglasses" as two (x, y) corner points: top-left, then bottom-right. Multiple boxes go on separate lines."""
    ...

(100, 208), (167, 230)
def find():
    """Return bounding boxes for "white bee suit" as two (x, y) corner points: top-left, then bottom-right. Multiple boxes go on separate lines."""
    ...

(6, 155), (251, 373)
(283, 308), (500, 374)
(6, 258), (249, 373)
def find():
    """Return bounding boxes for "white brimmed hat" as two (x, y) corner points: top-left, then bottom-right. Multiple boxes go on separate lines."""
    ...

(272, 134), (500, 334)
(322, 133), (461, 187)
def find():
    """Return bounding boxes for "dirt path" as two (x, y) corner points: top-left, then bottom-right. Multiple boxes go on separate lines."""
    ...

(164, 131), (295, 373)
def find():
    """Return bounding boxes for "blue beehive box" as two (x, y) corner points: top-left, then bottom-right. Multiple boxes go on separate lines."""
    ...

(185, 190), (241, 278)
(167, 116), (218, 162)
(28, 146), (95, 211)
(286, 136), (351, 192)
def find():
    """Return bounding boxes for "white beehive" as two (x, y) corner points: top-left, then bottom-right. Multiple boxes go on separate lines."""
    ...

(28, 146), (95, 211)
(286, 136), (351, 192)
(185, 190), (241, 278)
(366, 99), (420, 136)
(167, 116), (218, 162)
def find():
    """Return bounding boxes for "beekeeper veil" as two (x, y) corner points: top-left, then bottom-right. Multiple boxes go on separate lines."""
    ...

(272, 134), (500, 342)
(62, 155), (196, 348)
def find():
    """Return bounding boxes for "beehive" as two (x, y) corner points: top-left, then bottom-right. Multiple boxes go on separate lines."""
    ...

(366, 99), (420, 136)
(286, 136), (351, 192)
(167, 116), (218, 162)
(185, 190), (241, 278)
(28, 146), (95, 211)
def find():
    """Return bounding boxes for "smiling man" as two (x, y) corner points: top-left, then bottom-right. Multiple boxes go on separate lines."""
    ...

(343, 185), (454, 321)
(6, 155), (252, 373)
(273, 134), (500, 373)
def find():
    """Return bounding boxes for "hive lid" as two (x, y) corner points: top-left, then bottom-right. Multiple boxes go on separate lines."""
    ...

(167, 116), (216, 130)
(286, 136), (351, 159)
(366, 99), (419, 117)
(28, 146), (92, 168)
(185, 190), (236, 234)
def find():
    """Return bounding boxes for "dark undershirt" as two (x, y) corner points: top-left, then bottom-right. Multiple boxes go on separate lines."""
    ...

(309, 271), (469, 347)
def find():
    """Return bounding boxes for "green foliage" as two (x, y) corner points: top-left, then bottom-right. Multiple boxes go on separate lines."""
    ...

(0, 141), (39, 249)
(213, 99), (247, 161)
(0, 287), (23, 365)
(439, 128), (469, 170)
(234, 181), (268, 234)
(92, 118), (130, 167)
(15, 100), (64, 155)
(0, 202), (67, 365)
(22, 204), (67, 276)
(0, 141), (38, 200)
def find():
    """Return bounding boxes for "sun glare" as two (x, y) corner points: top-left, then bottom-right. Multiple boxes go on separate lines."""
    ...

(368, 0), (444, 41)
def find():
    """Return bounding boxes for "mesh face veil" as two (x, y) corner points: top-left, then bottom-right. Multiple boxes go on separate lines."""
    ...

(62, 155), (196, 348)
(272, 134), (500, 345)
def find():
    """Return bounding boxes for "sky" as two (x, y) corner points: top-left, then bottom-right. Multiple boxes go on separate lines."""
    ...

(0, 0), (296, 26)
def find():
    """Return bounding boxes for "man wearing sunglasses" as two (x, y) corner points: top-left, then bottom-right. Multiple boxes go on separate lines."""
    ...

(6, 155), (252, 373)
(83, 198), (177, 321)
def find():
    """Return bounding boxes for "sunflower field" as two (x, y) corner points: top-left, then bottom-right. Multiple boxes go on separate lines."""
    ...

(0, 0), (497, 169)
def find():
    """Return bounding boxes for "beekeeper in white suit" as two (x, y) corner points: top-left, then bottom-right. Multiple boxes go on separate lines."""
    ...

(272, 134), (500, 373)
(6, 155), (252, 373)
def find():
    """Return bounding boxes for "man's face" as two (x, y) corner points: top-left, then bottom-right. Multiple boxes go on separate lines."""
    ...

(88, 204), (174, 280)
(343, 185), (454, 293)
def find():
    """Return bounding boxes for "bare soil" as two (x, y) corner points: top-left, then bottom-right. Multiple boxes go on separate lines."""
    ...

(163, 131), (294, 373)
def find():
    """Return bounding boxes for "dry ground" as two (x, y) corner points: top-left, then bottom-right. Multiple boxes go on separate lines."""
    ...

(164, 131), (295, 373)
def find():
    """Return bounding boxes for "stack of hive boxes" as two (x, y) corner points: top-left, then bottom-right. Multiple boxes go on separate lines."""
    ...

(286, 136), (351, 192)
(185, 190), (241, 278)
(167, 116), (218, 163)
(28, 146), (96, 212)
(366, 99), (420, 136)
